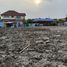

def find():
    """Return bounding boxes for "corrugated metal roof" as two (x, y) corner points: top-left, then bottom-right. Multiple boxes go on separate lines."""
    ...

(32, 18), (54, 22)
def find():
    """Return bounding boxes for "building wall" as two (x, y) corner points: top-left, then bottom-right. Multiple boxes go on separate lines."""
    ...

(0, 15), (25, 28)
(1, 16), (25, 20)
(0, 21), (4, 27)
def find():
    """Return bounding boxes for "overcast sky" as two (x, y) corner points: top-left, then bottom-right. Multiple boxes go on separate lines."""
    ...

(0, 0), (67, 19)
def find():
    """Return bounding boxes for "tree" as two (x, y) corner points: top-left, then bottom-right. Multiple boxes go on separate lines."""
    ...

(26, 19), (33, 24)
(24, 19), (33, 27)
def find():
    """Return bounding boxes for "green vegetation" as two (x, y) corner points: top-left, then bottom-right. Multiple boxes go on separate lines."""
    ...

(26, 19), (33, 24)
(24, 19), (33, 27)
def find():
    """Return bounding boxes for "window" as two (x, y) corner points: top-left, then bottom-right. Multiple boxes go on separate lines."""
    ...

(16, 16), (21, 18)
(11, 16), (14, 18)
(3, 16), (9, 18)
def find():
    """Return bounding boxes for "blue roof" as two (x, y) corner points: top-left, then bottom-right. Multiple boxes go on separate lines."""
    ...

(32, 18), (54, 22)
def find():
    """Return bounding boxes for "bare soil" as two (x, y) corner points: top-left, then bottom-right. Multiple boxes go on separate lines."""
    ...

(0, 26), (67, 67)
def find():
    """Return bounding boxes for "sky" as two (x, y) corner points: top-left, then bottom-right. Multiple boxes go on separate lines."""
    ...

(0, 0), (67, 19)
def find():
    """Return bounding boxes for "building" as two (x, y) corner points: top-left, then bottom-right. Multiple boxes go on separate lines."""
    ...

(31, 18), (55, 26)
(1, 10), (26, 27)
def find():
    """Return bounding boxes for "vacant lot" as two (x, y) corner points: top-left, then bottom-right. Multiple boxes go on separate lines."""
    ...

(0, 26), (67, 67)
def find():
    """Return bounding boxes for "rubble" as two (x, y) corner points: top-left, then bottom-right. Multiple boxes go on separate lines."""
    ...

(0, 27), (67, 67)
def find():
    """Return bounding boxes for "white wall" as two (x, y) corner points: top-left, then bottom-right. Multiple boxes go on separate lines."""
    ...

(1, 16), (25, 20)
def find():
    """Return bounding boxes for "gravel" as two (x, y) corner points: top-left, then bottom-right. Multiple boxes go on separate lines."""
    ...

(0, 27), (67, 67)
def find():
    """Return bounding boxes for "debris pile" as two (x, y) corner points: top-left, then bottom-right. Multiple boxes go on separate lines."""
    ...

(0, 28), (67, 67)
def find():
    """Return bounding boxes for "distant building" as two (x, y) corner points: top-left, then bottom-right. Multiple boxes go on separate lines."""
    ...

(64, 22), (67, 26)
(57, 18), (66, 26)
(0, 10), (26, 27)
(31, 18), (55, 26)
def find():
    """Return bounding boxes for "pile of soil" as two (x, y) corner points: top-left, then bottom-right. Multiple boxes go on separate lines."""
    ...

(0, 27), (67, 67)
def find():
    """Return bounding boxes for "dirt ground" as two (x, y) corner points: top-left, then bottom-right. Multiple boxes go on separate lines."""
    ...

(0, 26), (67, 67)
